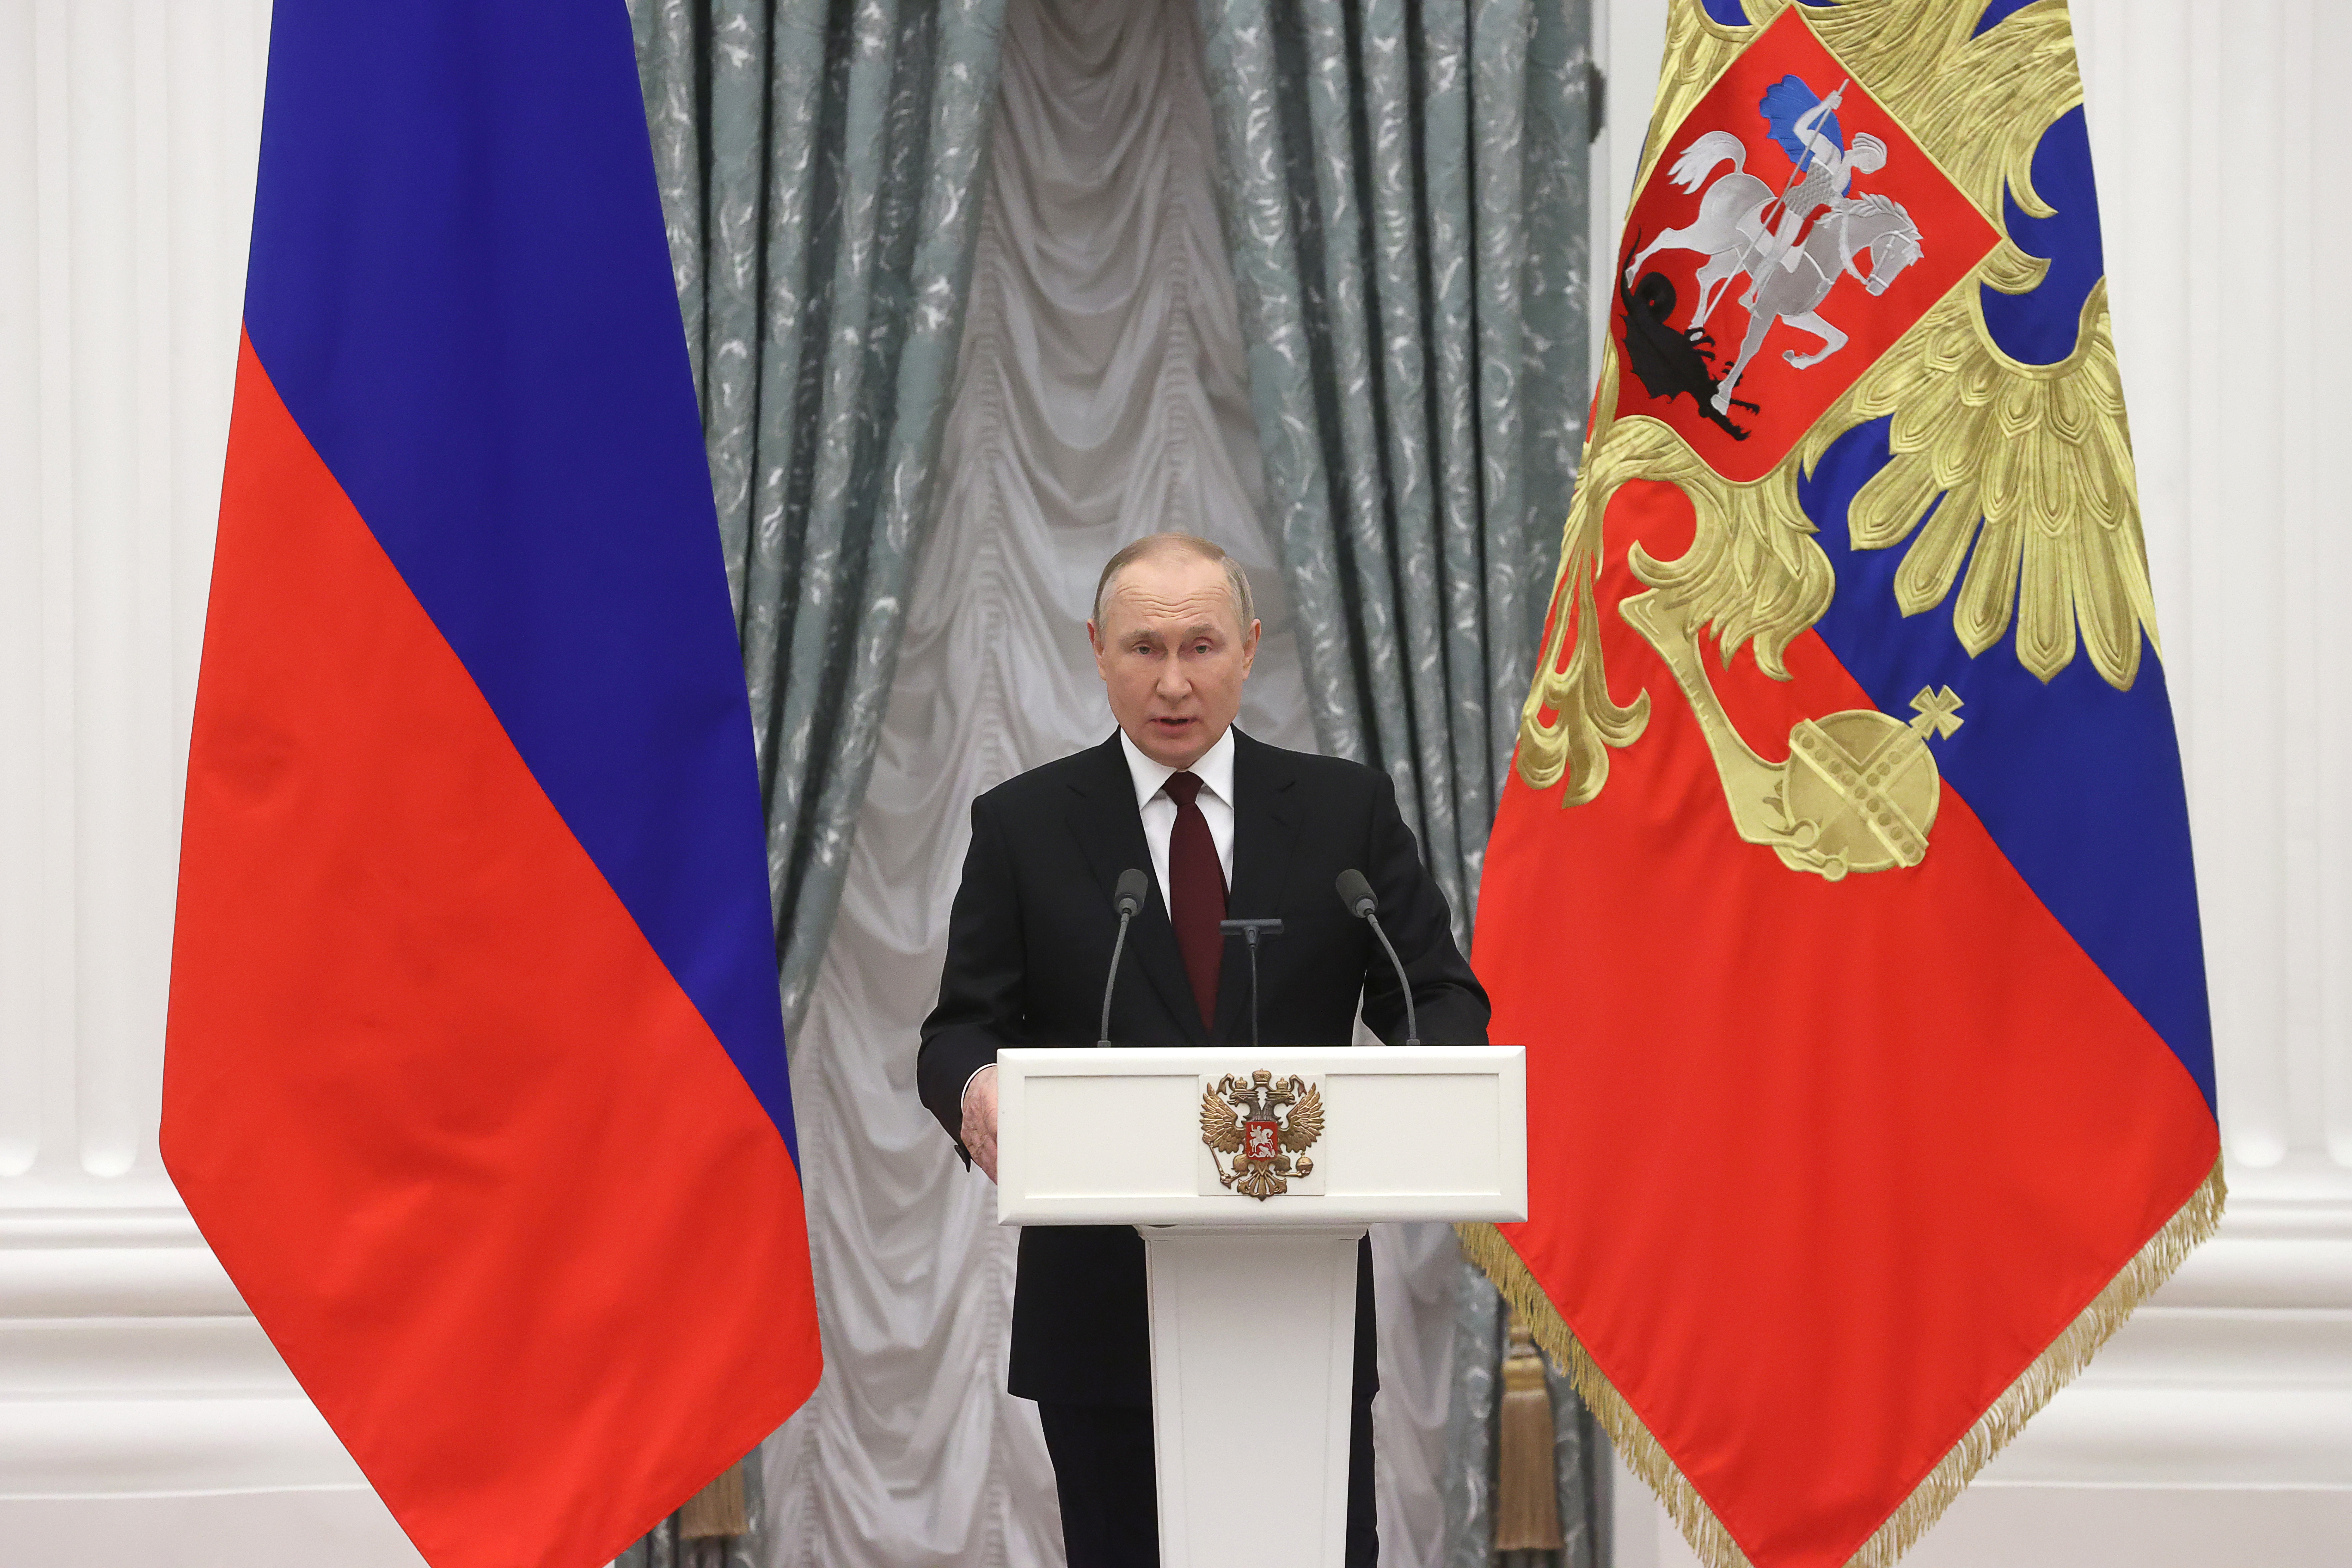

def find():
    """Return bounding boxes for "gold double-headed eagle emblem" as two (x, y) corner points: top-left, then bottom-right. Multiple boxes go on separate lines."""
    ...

(1200, 1070), (1323, 1200)
(1522, 0), (2158, 882)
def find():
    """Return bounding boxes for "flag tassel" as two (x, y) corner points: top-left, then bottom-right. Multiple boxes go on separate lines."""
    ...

(1495, 1308), (1566, 1552)
(1456, 1154), (2225, 1568)
(677, 1460), (748, 1540)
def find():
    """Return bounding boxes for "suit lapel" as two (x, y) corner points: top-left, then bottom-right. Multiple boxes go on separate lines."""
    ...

(1212, 730), (1303, 1047)
(1063, 733), (1205, 1039)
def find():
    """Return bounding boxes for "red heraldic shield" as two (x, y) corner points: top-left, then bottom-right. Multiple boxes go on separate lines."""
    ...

(1470, 6), (2221, 1568)
(1611, 9), (1994, 481)
(1246, 1120), (1280, 1162)
(161, 6), (821, 1567)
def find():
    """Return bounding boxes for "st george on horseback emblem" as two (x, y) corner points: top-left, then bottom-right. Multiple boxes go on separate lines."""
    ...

(1621, 77), (1919, 443)
(1611, 6), (1995, 482)
(1523, 0), (2163, 882)
(1201, 1071), (1323, 1200)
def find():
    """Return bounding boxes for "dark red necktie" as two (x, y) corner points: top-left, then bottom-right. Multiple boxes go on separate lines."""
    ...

(1162, 770), (1226, 1027)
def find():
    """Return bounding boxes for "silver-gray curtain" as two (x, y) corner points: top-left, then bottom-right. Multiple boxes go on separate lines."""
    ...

(631, 0), (1008, 1031)
(1191, 0), (1591, 932)
(619, 3), (1008, 1565)
(619, 0), (1603, 1559)
(1190, 2), (1607, 1562)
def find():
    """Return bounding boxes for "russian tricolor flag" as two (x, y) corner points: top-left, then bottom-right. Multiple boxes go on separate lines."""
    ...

(160, 6), (821, 1566)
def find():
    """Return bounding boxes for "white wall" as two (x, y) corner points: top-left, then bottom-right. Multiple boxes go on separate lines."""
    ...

(1592, 1), (2352, 1564)
(0, 2), (2344, 1565)
(0, 0), (420, 1560)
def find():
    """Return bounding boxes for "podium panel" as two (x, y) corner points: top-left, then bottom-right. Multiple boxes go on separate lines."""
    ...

(994, 1045), (1527, 1226)
(1145, 1228), (1362, 1567)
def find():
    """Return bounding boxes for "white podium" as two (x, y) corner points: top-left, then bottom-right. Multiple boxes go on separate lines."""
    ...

(996, 1045), (1526, 1567)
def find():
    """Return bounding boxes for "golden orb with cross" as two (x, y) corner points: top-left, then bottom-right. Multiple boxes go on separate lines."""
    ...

(1768, 686), (1966, 881)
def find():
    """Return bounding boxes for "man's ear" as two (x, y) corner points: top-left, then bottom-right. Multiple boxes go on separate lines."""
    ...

(1086, 619), (1102, 654)
(1240, 618), (1262, 672)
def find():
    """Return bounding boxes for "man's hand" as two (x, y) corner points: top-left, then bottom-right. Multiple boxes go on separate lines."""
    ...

(961, 1064), (1000, 1183)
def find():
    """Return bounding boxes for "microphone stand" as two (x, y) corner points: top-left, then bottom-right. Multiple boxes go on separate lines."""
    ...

(1219, 918), (1285, 1050)
(1098, 910), (1135, 1049)
(1364, 915), (1418, 1047)
(1100, 869), (1150, 1049)
(1335, 869), (1418, 1046)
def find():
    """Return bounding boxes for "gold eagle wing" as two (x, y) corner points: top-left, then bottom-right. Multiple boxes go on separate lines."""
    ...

(1280, 1084), (1324, 1153)
(1794, 0), (2161, 689)
(1813, 279), (2160, 689)
(1200, 1087), (1243, 1155)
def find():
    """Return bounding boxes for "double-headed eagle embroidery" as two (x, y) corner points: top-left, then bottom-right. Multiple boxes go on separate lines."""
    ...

(1201, 1071), (1323, 1201)
(1523, 0), (2157, 882)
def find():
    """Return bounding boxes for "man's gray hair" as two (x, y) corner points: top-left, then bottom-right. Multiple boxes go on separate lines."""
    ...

(1092, 532), (1255, 631)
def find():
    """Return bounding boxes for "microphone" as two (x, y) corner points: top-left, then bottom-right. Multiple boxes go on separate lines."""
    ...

(1100, 869), (1150, 1047)
(1336, 869), (1418, 1046)
(1114, 867), (1148, 919)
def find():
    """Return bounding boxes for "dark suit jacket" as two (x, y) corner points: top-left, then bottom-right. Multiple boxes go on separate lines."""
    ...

(918, 729), (1490, 1407)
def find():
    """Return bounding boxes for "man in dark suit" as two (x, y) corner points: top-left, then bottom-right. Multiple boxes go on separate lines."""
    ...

(918, 533), (1488, 1568)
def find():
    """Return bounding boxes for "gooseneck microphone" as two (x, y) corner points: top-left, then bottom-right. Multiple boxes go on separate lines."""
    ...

(1336, 868), (1419, 1046)
(1100, 869), (1151, 1047)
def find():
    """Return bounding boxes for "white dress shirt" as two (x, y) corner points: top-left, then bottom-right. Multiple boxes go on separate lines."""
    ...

(1120, 725), (1236, 902)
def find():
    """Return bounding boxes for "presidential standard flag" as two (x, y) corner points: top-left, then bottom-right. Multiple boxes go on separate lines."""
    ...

(159, 5), (822, 1565)
(1468, 3), (2220, 1566)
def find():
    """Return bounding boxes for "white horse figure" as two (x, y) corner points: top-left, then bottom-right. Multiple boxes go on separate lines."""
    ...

(1621, 129), (1926, 417)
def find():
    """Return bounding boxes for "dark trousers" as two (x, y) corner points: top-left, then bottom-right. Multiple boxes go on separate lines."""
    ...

(1036, 1398), (1378, 1568)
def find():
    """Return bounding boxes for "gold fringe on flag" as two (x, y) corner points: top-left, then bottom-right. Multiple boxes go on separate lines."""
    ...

(1456, 1155), (2224, 1568)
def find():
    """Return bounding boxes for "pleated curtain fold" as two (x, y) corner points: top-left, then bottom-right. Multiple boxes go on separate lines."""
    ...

(631, 0), (1011, 1032)
(1190, 0), (1593, 934)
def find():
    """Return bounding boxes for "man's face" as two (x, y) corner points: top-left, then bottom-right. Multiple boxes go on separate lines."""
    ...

(1087, 551), (1260, 770)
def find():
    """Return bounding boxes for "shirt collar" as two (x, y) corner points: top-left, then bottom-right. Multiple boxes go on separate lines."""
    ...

(1118, 724), (1237, 812)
